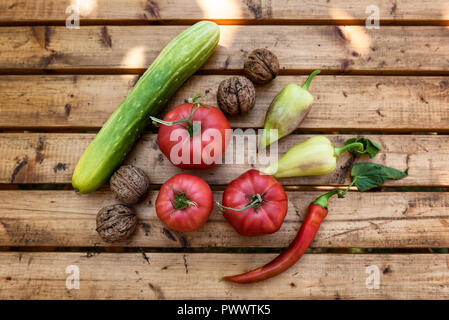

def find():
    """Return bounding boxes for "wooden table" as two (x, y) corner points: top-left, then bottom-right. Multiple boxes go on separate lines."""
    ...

(1, 0), (449, 300)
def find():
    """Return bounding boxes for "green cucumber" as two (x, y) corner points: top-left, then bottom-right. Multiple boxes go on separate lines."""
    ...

(72, 21), (220, 193)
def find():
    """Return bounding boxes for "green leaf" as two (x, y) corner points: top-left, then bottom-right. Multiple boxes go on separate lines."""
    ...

(351, 163), (408, 192)
(382, 165), (409, 180)
(345, 138), (382, 158)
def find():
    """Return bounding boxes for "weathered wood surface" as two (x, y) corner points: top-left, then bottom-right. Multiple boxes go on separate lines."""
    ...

(1, 0), (448, 23)
(1, 252), (448, 299)
(1, 190), (448, 248)
(0, 133), (443, 186)
(1, 75), (448, 131)
(1, 26), (448, 72)
(1, 0), (448, 301)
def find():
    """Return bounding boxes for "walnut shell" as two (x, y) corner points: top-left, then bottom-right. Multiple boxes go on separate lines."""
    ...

(244, 48), (279, 84)
(110, 165), (150, 204)
(217, 76), (256, 116)
(96, 204), (137, 242)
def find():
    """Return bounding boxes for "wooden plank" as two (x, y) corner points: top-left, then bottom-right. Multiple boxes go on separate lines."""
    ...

(0, 133), (444, 187)
(1, 190), (449, 248)
(1, 26), (448, 72)
(1, 75), (448, 131)
(1, 252), (448, 299)
(1, 0), (448, 23)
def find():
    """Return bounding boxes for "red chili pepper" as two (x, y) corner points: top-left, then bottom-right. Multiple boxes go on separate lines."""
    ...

(221, 189), (340, 283)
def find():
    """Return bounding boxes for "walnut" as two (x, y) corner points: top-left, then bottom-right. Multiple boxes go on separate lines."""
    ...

(244, 48), (279, 84)
(217, 76), (256, 116)
(110, 165), (150, 204)
(96, 204), (137, 242)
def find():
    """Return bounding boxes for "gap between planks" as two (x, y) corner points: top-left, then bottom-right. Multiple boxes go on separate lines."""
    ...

(0, 19), (448, 27)
(0, 247), (439, 254)
(1, 69), (449, 76)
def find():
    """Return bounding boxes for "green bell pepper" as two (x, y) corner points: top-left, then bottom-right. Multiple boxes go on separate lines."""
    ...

(259, 70), (320, 150)
(264, 136), (369, 178)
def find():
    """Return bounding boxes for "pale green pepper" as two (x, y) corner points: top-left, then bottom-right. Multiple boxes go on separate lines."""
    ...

(259, 70), (320, 150)
(264, 136), (374, 178)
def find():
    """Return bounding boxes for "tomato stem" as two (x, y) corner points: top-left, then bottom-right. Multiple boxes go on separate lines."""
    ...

(216, 192), (269, 213)
(169, 186), (197, 215)
(150, 94), (208, 138)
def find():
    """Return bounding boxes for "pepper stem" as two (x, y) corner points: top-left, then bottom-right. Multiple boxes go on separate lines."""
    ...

(301, 70), (321, 90)
(216, 193), (269, 213)
(339, 177), (358, 198)
(312, 190), (340, 208)
(313, 176), (359, 208)
(334, 142), (364, 158)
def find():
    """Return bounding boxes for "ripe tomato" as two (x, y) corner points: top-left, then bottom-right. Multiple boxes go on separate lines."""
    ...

(218, 169), (288, 236)
(152, 96), (231, 169)
(155, 173), (213, 232)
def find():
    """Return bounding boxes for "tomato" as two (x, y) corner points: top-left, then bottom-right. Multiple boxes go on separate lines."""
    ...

(155, 173), (213, 232)
(218, 169), (288, 236)
(152, 96), (231, 169)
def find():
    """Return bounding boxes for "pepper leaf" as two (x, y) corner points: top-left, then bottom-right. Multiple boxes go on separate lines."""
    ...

(345, 138), (382, 158)
(382, 165), (409, 180)
(351, 163), (408, 192)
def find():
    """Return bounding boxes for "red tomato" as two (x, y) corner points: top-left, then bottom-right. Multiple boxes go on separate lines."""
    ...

(153, 99), (231, 169)
(155, 173), (213, 232)
(219, 169), (288, 236)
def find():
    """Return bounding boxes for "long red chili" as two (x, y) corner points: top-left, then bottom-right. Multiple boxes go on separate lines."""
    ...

(221, 189), (339, 283)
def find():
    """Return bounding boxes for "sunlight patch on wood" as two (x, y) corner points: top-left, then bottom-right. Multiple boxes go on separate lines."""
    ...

(121, 46), (147, 68)
(196, 0), (243, 19)
(71, 0), (97, 17)
(329, 8), (373, 56)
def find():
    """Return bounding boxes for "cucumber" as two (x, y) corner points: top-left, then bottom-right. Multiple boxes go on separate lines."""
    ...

(72, 21), (220, 193)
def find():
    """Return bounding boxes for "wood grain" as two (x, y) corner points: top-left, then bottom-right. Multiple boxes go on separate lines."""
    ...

(1, 75), (448, 131)
(1, 252), (448, 299)
(1, 0), (448, 23)
(1, 190), (448, 248)
(1, 26), (448, 72)
(0, 133), (444, 186)
(0, 0), (447, 302)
